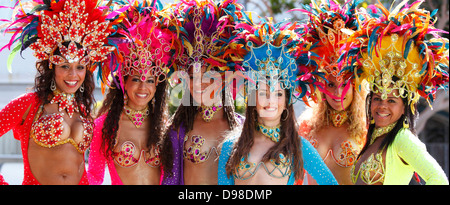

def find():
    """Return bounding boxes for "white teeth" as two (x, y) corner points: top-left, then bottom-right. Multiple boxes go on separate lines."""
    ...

(265, 107), (277, 111)
(378, 113), (390, 117)
(136, 94), (148, 98)
(65, 81), (77, 85)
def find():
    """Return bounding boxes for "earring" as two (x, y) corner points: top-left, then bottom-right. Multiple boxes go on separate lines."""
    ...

(403, 117), (409, 129)
(370, 117), (375, 124)
(79, 83), (84, 93)
(123, 93), (128, 105)
(51, 79), (56, 91)
(281, 108), (289, 121)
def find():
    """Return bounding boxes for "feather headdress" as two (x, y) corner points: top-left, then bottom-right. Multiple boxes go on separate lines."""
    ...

(0, 0), (128, 74)
(291, 0), (363, 105)
(103, 0), (180, 91)
(341, 0), (449, 112)
(221, 14), (321, 104)
(169, 0), (244, 73)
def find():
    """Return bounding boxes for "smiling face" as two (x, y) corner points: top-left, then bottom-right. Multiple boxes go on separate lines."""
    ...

(124, 73), (157, 110)
(54, 62), (87, 94)
(188, 64), (222, 106)
(255, 82), (286, 126)
(324, 75), (354, 111)
(370, 89), (405, 128)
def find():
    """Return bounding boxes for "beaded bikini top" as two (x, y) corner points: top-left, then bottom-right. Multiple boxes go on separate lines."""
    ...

(112, 141), (161, 168)
(234, 124), (292, 180)
(234, 153), (292, 180)
(183, 134), (219, 164)
(30, 105), (93, 154)
(350, 150), (385, 185)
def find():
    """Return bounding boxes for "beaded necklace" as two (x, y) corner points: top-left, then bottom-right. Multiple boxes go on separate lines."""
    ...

(256, 122), (281, 143)
(50, 89), (78, 118)
(198, 104), (223, 122)
(328, 109), (349, 127)
(123, 105), (150, 128)
(370, 122), (397, 145)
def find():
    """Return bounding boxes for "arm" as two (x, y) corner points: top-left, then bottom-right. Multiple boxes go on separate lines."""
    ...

(0, 93), (34, 138)
(87, 115), (107, 185)
(218, 137), (235, 185)
(301, 137), (338, 185)
(0, 93), (35, 185)
(395, 129), (449, 185)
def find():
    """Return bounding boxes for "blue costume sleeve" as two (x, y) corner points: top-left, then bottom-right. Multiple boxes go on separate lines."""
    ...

(301, 137), (338, 185)
(218, 137), (235, 185)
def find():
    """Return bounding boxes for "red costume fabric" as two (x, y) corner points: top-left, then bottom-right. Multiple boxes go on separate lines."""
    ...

(0, 93), (89, 185)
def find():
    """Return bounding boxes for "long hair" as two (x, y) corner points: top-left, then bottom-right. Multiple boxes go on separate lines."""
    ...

(161, 83), (239, 177)
(300, 85), (368, 147)
(225, 89), (304, 181)
(98, 75), (168, 160)
(358, 91), (418, 157)
(34, 59), (95, 119)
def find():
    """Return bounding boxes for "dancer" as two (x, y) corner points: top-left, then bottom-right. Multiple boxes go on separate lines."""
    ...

(87, 0), (178, 185)
(293, 0), (367, 184)
(0, 0), (124, 185)
(160, 0), (244, 185)
(342, 0), (449, 185)
(217, 16), (338, 185)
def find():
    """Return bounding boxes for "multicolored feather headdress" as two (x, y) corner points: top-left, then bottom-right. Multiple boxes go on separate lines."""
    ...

(221, 14), (321, 105)
(169, 0), (244, 73)
(104, 0), (180, 90)
(341, 0), (449, 112)
(291, 0), (363, 104)
(0, 0), (127, 73)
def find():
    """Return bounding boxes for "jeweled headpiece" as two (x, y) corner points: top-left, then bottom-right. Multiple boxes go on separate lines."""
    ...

(222, 14), (320, 104)
(342, 0), (449, 112)
(292, 0), (363, 103)
(170, 0), (244, 73)
(1, 0), (125, 73)
(108, 0), (179, 88)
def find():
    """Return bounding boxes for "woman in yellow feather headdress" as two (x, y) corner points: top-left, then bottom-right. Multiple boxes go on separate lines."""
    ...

(342, 0), (448, 185)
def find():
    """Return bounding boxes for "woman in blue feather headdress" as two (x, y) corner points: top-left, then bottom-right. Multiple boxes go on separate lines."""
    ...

(216, 13), (338, 185)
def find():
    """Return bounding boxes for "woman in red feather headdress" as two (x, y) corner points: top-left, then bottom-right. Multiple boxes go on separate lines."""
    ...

(0, 0), (126, 185)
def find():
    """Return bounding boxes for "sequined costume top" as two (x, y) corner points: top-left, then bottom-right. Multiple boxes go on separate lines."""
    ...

(298, 120), (360, 168)
(161, 114), (245, 185)
(87, 114), (162, 185)
(218, 135), (338, 185)
(351, 128), (448, 185)
(0, 93), (90, 185)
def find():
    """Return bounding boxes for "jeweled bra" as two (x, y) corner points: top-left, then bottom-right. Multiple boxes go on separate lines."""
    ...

(183, 134), (219, 164)
(235, 153), (292, 180)
(112, 141), (161, 168)
(30, 92), (93, 154)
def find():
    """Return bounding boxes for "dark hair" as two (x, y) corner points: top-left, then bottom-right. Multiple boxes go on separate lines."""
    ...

(160, 84), (239, 177)
(98, 75), (168, 160)
(225, 88), (304, 181)
(358, 91), (418, 157)
(34, 59), (95, 118)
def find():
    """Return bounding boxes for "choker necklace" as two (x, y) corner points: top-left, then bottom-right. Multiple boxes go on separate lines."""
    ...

(256, 122), (281, 143)
(123, 105), (150, 128)
(370, 122), (397, 145)
(329, 109), (349, 127)
(198, 104), (223, 122)
(50, 89), (78, 118)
